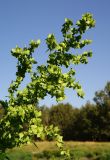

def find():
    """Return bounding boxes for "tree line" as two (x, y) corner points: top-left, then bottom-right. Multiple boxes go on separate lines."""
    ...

(1, 82), (110, 142)
(39, 82), (110, 141)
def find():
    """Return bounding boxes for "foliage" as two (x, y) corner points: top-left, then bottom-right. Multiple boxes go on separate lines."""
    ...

(0, 13), (95, 159)
(72, 102), (99, 141)
(94, 82), (110, 106)
(93, 82), (110, 141)
(48, 103), (78, 140)
(40, 82), (110, 141)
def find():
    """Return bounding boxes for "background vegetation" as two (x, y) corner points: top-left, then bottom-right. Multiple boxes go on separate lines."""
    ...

(7, 141), (110, 160)
(40, 81), (110, 141)
(1, 81), (110, 159)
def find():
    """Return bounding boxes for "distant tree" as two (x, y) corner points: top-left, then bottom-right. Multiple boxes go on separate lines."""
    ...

(49, 103), (77, 140)
(40, 105), (50, 126)
(94, 82), (110, 106)
(71, 102), (97, 141)
(93, 82), (110, 141)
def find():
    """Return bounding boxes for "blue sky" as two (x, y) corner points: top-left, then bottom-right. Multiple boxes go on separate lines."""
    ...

(0, 0), (110, 107)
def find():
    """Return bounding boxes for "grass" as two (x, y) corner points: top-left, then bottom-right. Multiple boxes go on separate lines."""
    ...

(6, 141), (110, 160)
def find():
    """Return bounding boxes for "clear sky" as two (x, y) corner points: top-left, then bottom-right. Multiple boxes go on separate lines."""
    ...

(0, 0), (110, 107)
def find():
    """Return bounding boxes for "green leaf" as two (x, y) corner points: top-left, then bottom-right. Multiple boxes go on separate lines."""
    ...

(19, 133), (24, 139)
(77, 89), (85, 98)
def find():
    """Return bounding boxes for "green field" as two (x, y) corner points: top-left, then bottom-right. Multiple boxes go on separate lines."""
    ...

(6, 141), (110, 160)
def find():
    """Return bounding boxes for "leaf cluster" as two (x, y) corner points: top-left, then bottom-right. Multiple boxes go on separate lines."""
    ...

(0, 13), (95, 159)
